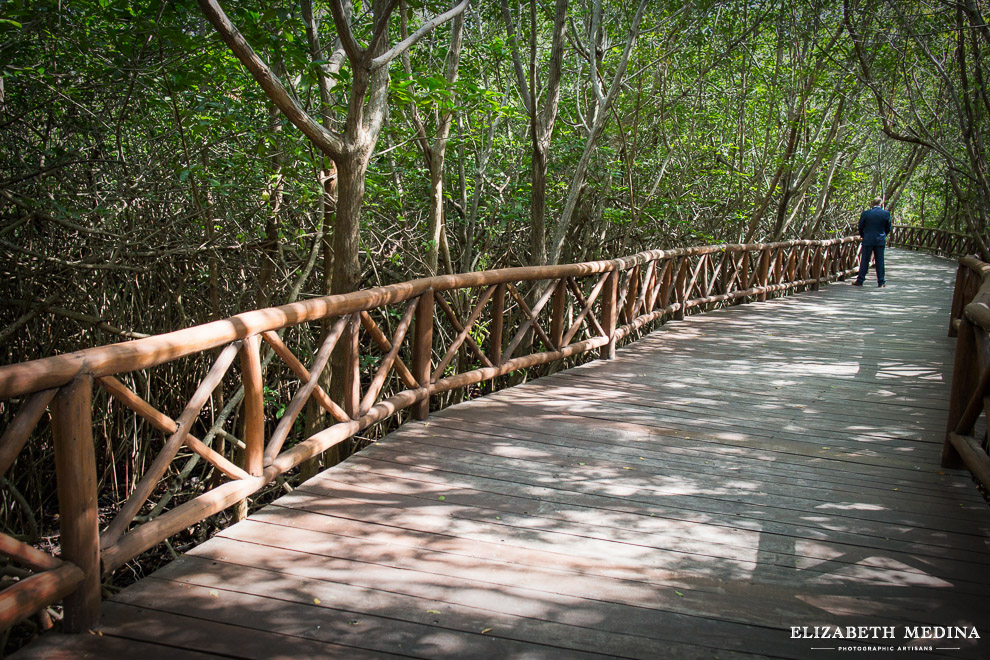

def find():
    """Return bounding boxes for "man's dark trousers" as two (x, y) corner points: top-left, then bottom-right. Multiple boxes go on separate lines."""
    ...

(856, 205), (892, 286)
(856, 244), (885, 285)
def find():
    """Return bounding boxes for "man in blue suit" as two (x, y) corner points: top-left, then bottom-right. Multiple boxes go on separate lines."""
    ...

(853, 197), (892, 287)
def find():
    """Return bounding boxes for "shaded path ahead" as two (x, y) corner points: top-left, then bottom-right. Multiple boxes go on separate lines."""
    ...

(17, 249), (990, 659)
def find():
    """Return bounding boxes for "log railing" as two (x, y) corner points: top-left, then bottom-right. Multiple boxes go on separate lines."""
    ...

(892, 223), (990, 489)
(944, 253), (990, 490)
(0, 237), (861, 632)
(889, 223), (978, 259)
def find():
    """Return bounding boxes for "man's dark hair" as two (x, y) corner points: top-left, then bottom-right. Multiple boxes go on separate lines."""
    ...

(872, 196), (883, 206)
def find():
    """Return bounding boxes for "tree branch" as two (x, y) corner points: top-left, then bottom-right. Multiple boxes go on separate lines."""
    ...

(197, 0), (346, 159)
(367, 0), (401, 59)
(326, 0), (365, 64)
(841, 0), (935, 150)
(499, 0), (532, 114)
(371, 0), (470, 70)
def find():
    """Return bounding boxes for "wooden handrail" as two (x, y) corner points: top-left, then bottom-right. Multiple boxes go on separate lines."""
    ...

(0, 236), (862, 632)
(889, 223), (978, 259)
(0, 239), (850, 400)
(941, 228), (990, 495)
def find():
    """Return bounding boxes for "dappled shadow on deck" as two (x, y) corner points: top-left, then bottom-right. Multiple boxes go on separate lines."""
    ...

(15, 250), (990, 659)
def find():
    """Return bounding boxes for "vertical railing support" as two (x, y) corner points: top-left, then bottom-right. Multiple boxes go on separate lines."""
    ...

(845, 242), (861, 279)
(624, 265), (640, 324)
(600, 270), (619, 360)
(757, 248), (770, 302)
(550, 279), (567, 349)
(644, 261), (657, 314)
(811, 247), (824, 291)
(944, 318), (977, 468)
(825, 244), (835, 282)
(490, 283), (505, 366)
(717, 249), (728, 296)
(949, 264), (968, 338)
(673, 259), (689, 321)
(413, 290), (434, 419)
(239, 335), (264, 476)
(785, 248), (797, 292)
(344, 313), (361, 420)
(51, 375), (101, 633)
(739, 250), (750, 304)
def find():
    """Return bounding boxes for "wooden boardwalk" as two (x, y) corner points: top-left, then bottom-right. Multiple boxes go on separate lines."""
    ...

(16, 249), (990, 659)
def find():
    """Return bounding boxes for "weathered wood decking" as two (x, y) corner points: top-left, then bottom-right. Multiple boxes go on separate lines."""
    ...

(16, 249), (990, 659)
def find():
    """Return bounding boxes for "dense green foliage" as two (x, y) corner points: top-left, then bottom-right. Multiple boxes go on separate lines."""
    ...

(2, 0), (986, 358)
(0, 3), (987, 644)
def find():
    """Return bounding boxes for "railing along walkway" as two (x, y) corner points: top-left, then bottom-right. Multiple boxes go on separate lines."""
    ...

(14, 248), (990, 659)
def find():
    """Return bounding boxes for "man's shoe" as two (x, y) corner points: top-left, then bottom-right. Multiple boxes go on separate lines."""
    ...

(878, 283), (886, 288)
(852, 281), (863, 286)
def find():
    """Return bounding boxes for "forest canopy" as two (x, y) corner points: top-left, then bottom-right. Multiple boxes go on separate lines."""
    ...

(2, 0), (988, 362)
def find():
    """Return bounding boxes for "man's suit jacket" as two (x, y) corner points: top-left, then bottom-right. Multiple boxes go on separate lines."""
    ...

(859, 205), (892, 247)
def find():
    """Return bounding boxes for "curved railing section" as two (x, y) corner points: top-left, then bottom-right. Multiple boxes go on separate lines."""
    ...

(0, 237), (861, 632)
(890, 223), (978, 259)
(944, 254), (990, 492)
(895, 224), (990, 490)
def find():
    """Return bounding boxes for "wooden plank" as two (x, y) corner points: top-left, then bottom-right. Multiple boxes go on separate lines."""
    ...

(509, 376), (950, 437)
(322, 451), (990, 554)
(416, 411), (980, 502)
(9, 631), (225, 659)
(180, 531), (982, 652)
(373, 423), (985, 516)
(96, 601), (407, 660)
(434, 398), (951, 474)
(288, 466), (990, 585)
(214, 515), (989, 657)
(220, 514), (987, 625)
(114, 559), (770, 660)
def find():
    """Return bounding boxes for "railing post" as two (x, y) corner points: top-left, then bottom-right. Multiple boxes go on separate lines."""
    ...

(644, 261), (657, 314)
(344, 313), (361, 420)
(413, 290), (434, 419)
(600, 269), (619, 360)
(785, 248), (797, 292)
(717, 249), (727, 296)
(738, 250), (750, 304)
(673, 259), (689, 320)
(239, 335), (264, 476)
(838, 243), (851, 279)
(624, 265), (640, 324)
(811, 247), (824, 291)
(490, 283), (505, 365)
(944, 318), (976, 469)
(550, 279), (567, 349)
(757, 248), (770, 302)
(949, 263), (968, 337)
(51, 375), (101, 633)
